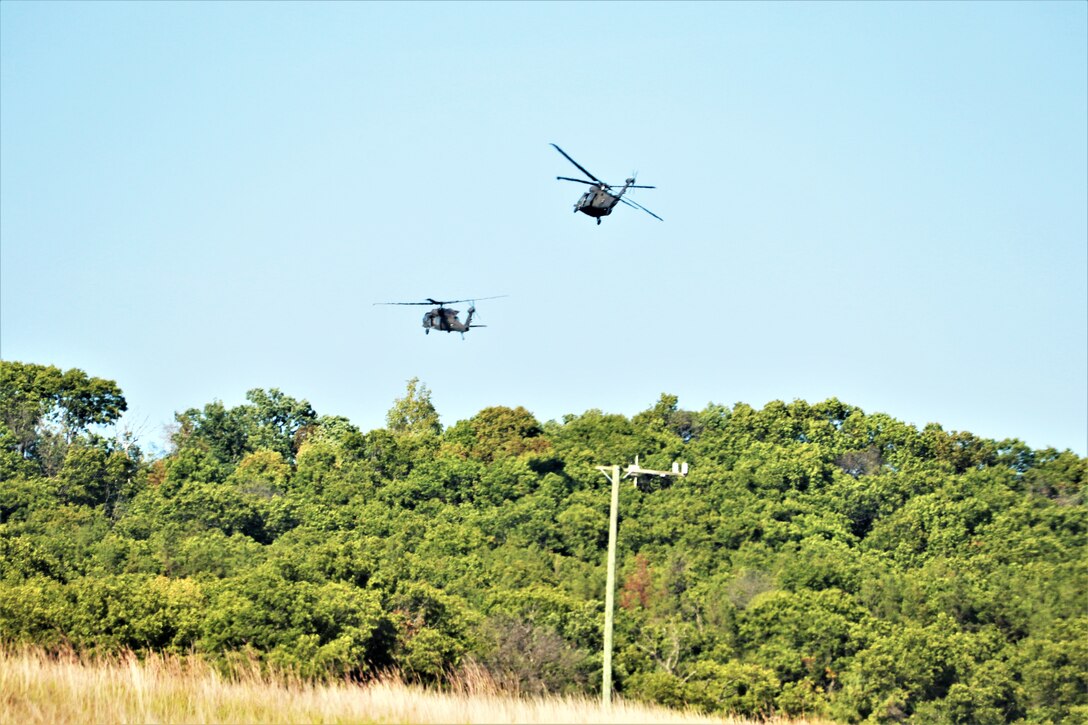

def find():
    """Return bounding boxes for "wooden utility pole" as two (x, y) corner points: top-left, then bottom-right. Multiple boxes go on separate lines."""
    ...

(595, 464), (621, 711)
(595, 457), (688, 711)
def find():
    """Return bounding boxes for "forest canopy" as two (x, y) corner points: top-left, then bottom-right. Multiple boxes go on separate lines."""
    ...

(1, 362), (1084, 723)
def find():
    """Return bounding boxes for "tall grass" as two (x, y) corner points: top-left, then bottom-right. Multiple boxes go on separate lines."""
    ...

(0, 645), (824, 724)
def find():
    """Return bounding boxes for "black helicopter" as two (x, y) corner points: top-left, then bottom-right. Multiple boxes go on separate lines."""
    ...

(374, 296), (507, 336)
(551, 143), (662, 224)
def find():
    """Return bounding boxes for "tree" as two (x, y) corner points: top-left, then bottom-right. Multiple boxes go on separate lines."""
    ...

(389, 581), (477, 681)
(738, 588), (871, 688)
(833, 615), (975, 722)
(632, 393), (702, 442)
(0, 361), (126, 465)
(682, 660), (781, 717)
(172, 400), (249, 464)
(56, 442), (137, 513)
(227, 450), (292, 497)
(386, 378), (442, 436)
(444, 406), (550, 463)
(477, 615), (594, 695)
(241, 388), (317, 459)
(172, 388), (316, 464)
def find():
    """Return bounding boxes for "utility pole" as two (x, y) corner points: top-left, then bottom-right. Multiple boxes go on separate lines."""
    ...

(596, 464), (621, 711)
(595, 457), (688, 711)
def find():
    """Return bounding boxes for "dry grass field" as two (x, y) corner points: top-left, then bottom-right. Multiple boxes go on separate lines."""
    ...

(0, 646), (827, 725)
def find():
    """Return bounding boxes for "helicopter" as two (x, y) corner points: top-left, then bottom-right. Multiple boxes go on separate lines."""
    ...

(374, 296), (507, 337)
(551, 143), (662, 224)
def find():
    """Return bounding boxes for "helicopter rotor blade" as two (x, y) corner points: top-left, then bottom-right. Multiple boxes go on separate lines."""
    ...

(463, 294), (508, 303)
(556, 176), (610, 187)
(373, 299), (460, 307)
(374, 301), (439, 306)
(374, 294), (509, 307)
(550, 143), (605, 185)
(623, 184), (655, 189)
(619, 197), (664, 221)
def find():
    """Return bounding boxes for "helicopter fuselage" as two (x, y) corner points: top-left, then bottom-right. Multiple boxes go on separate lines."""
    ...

(422, 306), (476, 334)
(576, 185), (622, 218)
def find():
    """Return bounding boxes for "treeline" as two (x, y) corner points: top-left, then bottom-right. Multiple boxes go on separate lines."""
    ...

(0, 361), (1084, 723)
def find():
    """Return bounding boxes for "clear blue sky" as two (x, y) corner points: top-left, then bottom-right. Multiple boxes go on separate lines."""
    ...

(2, 1), (1085, 455)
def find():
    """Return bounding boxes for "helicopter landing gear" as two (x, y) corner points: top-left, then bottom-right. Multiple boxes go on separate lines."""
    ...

(596, 218), (601, 225)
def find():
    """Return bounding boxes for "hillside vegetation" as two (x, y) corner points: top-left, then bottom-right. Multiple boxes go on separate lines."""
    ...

(0, 361), (1085, 723)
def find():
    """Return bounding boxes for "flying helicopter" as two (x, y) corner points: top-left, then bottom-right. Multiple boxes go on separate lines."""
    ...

(551, 143), (662, 224)
(374, 296), (507, 337)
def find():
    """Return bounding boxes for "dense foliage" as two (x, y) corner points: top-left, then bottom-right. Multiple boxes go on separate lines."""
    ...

(1, 362), (1085, 723)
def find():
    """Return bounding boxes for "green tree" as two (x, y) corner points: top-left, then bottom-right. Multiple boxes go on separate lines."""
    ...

(1011, 618), (1088, 722)
(56, 442), (138, 513)
(172, 400), (249, 464)
(683, 660), (781, 717)
(632, 393), (703, 442)
(833, 615), (976, 722)
(172, 388), (316, 464)
(443, 406), (551, 463)
(0, 361), (126, 469)
(241, 388), (317, 459)
(389, 581), (478, 681)
(386, 378), (441, 436)
(738, 588), (871, 688)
